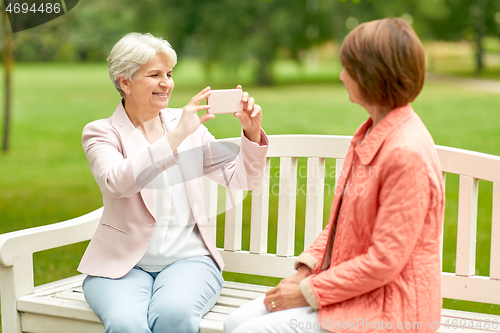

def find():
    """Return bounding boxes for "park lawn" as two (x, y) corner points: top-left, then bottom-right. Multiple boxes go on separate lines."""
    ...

(0, 62), (499, 329)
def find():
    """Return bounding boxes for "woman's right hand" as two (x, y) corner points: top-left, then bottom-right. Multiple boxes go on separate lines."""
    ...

(168, 87), (214, 151)
(178, 87), (214, 135)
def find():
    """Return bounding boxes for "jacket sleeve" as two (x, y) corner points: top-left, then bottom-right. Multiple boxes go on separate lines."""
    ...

(303, 148), (432, 309)
(199, 125), (269, 190)
(82, 120), (178, 199)
(294, 224), (331, 273)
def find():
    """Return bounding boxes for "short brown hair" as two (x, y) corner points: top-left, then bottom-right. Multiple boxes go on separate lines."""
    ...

(339, 18), (425, 109)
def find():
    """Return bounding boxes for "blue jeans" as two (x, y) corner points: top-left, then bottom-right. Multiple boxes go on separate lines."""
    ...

(82, 256), (223, 333)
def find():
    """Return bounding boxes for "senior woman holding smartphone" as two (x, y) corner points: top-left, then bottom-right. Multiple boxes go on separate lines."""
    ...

(79, 32), (269, 333)
(225, 18), (444, 333)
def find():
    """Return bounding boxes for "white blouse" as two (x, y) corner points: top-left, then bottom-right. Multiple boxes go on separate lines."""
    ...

(136, 163), (211, 272)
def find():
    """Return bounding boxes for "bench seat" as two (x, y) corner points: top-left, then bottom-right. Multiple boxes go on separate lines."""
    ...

(17, 274), (272, 333)
(16, 274), (500, 333)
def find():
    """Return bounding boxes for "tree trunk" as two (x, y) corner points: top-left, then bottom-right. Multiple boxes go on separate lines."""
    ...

(255, 39), (274, 86)
(472, 0), (486, 76)
(3, 13), (14, 152)
(475, 24), (484, 75)
(256, 56), (274, 86)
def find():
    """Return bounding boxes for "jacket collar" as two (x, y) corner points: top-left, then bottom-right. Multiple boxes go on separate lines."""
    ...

(111, 99), (135, 131)
(110, 99), (179, 156)
(353, 104), (414, 165)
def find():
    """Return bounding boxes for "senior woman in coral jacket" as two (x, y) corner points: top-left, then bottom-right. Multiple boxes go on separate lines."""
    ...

(79, 33), (269, 333)
(225, 18), (444, 333)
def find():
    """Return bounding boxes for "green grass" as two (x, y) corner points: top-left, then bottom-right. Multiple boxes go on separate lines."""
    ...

(0, 61), (500, 329)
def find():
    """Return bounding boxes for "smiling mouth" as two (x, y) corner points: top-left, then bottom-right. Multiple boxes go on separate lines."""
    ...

(153, 92), (169, 97)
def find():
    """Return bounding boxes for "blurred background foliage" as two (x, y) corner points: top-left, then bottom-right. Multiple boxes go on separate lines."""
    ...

(3, 0), (500, 84)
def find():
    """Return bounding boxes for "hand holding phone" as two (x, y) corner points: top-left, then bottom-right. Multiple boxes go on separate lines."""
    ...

(207, 89), (243, 114)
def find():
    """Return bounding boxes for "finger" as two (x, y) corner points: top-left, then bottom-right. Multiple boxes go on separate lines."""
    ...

(196, 86), (211, 97)
(251, 104), (261, 118)
(242, 91), (249, 104)
(263, 296), (274, 312)
(184, 104), (210, 116)
(199, 113), (215, 124)
(196, 104), (211, 112)
(233, 112), (245, 120)
(193, 91), (211, 105)
(246, 97), (255, 111)
(236, 85), (242, 90)
(266, 298), (279, 312)
(190, 87), (211, 105)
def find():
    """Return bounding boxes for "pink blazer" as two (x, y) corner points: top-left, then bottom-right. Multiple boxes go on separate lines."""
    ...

(78, 101), (269, 279)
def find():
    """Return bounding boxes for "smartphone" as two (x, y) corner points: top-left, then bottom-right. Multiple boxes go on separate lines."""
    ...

(207, 89), (243, 114)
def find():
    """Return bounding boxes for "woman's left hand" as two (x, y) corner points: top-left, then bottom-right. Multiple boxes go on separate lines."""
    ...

(263, 282), (309, 312)
(234, 85), (262, 144)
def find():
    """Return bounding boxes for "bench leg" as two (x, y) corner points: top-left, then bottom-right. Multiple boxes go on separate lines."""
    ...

(0, 255), (35, 333)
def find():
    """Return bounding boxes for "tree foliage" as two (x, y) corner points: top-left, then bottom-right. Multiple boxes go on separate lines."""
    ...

(127, 0), (340, 85)
(6, 0), (500, 81)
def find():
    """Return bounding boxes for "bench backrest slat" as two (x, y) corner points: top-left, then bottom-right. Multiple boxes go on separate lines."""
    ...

(439, 171), (446, 273)
(456, 175), (479, 277)
(250, 158), (271, 254)
(304, 157), (326, 249)
(203, 176), (218, 232)
(224, 189), (244, 252)
(490, 182), (500, 280)
(276, 156), (298, 257)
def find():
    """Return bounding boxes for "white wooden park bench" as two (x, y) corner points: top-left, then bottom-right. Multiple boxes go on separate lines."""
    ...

(1, 134), (500, 333)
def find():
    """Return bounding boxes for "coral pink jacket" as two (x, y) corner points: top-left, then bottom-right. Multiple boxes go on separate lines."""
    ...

(296, 105), (444, 333)
(78, 101), (268, 279)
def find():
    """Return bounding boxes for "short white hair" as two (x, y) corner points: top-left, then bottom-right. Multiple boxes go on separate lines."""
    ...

(107, 32), (177, 96)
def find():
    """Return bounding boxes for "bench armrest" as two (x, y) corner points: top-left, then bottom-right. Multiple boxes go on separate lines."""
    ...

(0, 207), (102, 267)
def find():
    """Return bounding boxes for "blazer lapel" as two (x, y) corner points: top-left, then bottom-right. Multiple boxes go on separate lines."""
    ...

(111, 100), (149, 158)
(111, 100), (156, 220)
(160, 108), (204, 218)
(159, 108), (178, 133)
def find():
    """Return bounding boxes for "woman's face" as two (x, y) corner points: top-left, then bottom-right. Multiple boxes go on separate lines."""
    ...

(339, 68), (363, 105)
(127, 53), (174, 112)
